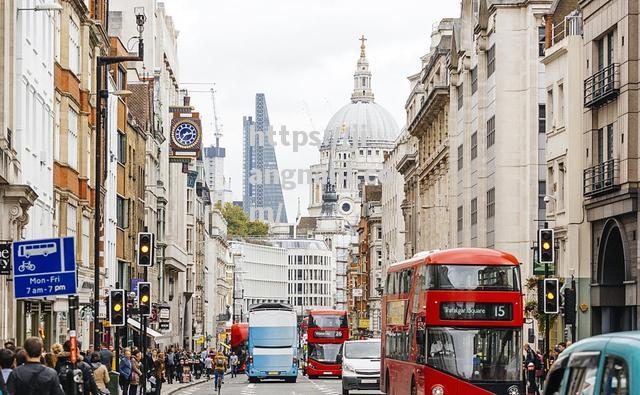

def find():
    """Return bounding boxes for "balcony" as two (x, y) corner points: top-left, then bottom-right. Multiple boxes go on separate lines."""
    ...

(584, 159), (619, 197)
(584, 63), (619, 108)
(217, 313), (231, 322)
(551, 13), (582, 45)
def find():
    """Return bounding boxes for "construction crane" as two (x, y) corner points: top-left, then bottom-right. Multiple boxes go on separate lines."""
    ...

(210, 86), (223, 147)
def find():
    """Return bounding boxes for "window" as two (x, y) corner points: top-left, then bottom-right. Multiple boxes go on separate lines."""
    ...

(457, 206), (463, 231)
(599, 356), (629, 395)
(558, 83), (565, 126)
(558, 163), (565, 210)
(457, 83), (464, 110)
(187, 189), (194, 214)
(117, 67), (126, 91)
(457, 144), (463, 171)
(54, 99), (60, 161)
(487, 188), (495, 218)
(377, 250), (382, 267)
(82, 215), (90, 266)
(471, 198), (478, 225)
(487, 116), (495, 147)
(565, 352), (600, 395)
(116, 196), (128, 228)
(538, 26), (546, 56)
(117, 132), (127, 164)
(69, 17), (80, 75)
(487, 45), (495, 76)
(471, 132), (478, 160)
(187, 227), (194, 253)
(67, 204), (77, 238)
(377, 227), (382, 240)
(606, 123), (614, 160)
(86, 131), (91, 178)
(539, 103), (547, 134)
(471, 66), (478, 94)
(68, 108), (79, 169)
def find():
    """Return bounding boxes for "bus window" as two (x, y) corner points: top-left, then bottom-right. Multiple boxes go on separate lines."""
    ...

(385, 273), (395, 294)
(432, 265), (519, 291)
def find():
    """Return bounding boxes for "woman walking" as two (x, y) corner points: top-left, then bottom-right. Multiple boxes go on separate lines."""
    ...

(153, 352), (166, 395)
(90, 352), (110, 395)
(129, 350), (142, 395)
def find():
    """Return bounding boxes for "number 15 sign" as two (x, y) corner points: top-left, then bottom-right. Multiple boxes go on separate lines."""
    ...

(12, 237), (77, 299)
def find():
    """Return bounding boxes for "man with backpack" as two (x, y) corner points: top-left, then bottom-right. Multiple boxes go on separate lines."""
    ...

(166, 347), (175, 384)
(213, 351), (227, 389)
(6, 337), (64, 395)
(55, 340), (99, 395)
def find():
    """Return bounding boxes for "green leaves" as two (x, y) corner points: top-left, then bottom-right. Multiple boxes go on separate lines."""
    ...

(217, 202), (269, 237)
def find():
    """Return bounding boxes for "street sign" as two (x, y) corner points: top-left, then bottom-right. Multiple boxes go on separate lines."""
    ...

(159, 322), (170, 330)
(0, 243), (11, 275)
(158, 305), (170, 321)
(12, 237), (77, 299)
(352, 288), (363, 297)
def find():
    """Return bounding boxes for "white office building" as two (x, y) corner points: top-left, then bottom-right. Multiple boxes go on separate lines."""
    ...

(270, 239), (334, 315)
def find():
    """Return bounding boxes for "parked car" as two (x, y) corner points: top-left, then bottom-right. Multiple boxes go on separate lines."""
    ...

(544, 331), (639, 395)
(339, 339), (381, 395)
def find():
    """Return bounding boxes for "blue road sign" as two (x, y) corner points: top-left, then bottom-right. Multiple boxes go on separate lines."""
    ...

(12, 237), (77, 299)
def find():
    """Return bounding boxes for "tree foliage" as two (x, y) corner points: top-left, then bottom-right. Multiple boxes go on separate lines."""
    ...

(216, 202), (269, 237)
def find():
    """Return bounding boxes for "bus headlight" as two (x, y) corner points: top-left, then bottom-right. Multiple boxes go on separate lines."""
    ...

(432, 385), (445, 395)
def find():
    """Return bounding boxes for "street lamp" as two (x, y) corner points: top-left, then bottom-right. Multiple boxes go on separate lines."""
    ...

(93, 8), (146, 352)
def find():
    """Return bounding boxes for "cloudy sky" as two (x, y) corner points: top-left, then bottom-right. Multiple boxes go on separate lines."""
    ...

(161, 0), (461, 220)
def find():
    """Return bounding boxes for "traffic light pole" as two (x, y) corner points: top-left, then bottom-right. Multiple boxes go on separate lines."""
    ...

(544, 221), (550, 371)
(141, 266), (148, 392)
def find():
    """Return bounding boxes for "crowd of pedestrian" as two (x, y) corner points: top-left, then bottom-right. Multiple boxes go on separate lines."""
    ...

(523, 341), (571, 395)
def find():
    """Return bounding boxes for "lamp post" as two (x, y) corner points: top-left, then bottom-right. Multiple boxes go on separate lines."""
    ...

(93, 7), (146, 350)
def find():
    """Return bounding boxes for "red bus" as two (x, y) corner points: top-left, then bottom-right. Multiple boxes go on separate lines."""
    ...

(381, 248), (524, 395)
(230, 322), (248, 372)
(306, 310), (349, 378)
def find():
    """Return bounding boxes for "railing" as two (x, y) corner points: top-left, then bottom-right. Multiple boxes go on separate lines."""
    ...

(584, 159), (619, 196)
(552, 13), (583, 45)
(584, 63), (619, 108)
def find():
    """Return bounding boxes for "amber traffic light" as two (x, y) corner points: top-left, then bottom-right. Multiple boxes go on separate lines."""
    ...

(538, 229), (555, 264)
(138, 282), (151, 316)
(543, 278), (560, 314)
(137, 232), (155, 267)
(109, 289), (126, 326)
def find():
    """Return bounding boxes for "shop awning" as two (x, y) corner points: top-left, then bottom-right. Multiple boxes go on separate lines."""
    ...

(127, 318), (169, 340)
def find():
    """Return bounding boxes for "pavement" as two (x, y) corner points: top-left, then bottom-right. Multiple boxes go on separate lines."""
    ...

(168, 373), (384, 395)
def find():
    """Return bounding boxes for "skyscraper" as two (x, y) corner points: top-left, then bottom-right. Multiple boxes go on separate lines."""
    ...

(242, 93), (288, 223)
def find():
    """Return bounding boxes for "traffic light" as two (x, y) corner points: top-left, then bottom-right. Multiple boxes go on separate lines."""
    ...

(543, 278), (560, 314)
(137, 232), (155, 267)
(138, 282), (151, 316)
(109, 289), (126, 326)
(563, 287), (576, 325)
(538, 229), (555, 264)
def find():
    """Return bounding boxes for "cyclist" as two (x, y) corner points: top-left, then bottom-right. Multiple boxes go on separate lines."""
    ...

(213, 351), (227, 390)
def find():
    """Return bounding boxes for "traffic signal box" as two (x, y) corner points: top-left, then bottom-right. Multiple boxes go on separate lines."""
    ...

(109, 289), (126, 326)
(543, 278), (560, 314)
(138, 282), (152, 316)
(563, 287), (576, 325)
(137, 232), (155, 267)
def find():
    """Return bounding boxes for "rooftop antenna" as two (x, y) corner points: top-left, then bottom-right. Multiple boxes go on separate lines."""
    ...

(210, 86), (223, 147)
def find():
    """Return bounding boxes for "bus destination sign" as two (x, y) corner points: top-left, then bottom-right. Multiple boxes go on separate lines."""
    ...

(314, 330), (342, 339)
(440, 302), (513, 321)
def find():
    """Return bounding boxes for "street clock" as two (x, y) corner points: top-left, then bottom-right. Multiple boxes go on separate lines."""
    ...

(171, 120), (201, 149)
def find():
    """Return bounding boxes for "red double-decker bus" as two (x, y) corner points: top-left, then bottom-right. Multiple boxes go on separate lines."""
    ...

(306, 310), (349, 378)
(381, 248), (524, 395)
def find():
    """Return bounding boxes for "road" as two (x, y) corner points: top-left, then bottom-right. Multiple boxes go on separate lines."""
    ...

(173, 374), (384, 395)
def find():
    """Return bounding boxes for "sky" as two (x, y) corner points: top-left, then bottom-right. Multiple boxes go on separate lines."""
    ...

(161, 0), (461, 220)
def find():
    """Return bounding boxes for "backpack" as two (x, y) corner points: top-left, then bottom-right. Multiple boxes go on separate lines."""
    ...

(57, 361), (75, 393)
(215, 357), (225, 368)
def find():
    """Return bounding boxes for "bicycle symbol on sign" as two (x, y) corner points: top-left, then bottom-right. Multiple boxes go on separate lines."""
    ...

(18, 261), (36, 273)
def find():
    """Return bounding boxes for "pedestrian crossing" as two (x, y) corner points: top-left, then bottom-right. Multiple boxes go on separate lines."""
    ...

(240, 383), (257, 395)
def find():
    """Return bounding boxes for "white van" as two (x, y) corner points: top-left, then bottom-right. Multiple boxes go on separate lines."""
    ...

(339, 339), (381, 395)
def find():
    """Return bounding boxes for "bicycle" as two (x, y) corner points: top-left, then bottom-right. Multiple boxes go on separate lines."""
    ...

(214, 370), (224, 395)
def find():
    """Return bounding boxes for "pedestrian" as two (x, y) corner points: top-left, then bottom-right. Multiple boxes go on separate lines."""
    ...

(99, 342), (113, 372)
(90, 351), (110, 395)
(55, 340), (98, 395)
(523, 344), (539, 395)
(229, 352), (238, 378)
(165, 347), (175, 384)
(204, 353), (213, 380)
(129, 349), (142, 395)
(119, 348), (132, 395)
(0, 348), (14, 394)
(153, 351), (166, 395)
(6, 337), (64, 395)
(43, 351), (56, 369)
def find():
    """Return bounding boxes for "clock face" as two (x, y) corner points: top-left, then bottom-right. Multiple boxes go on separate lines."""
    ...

(173, 122), (199, 148)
